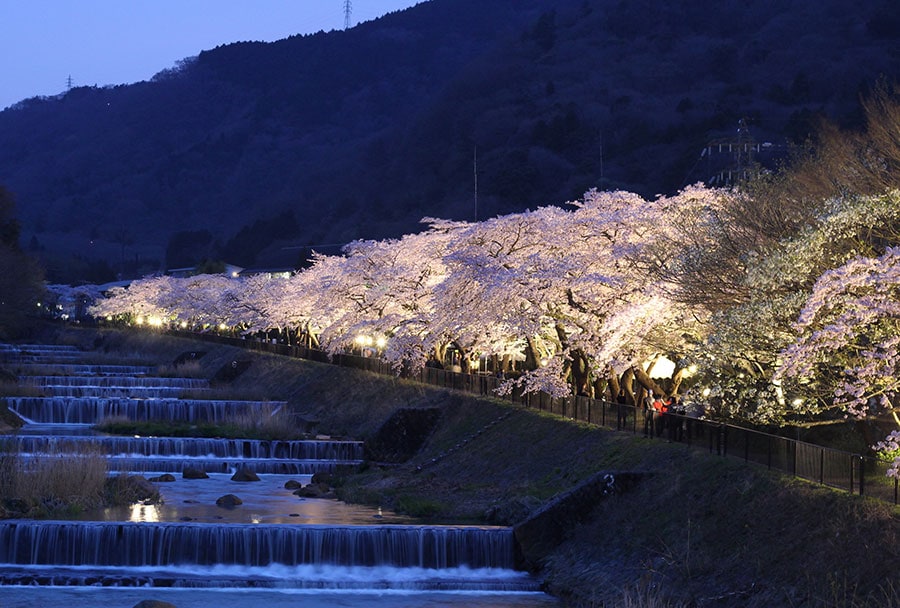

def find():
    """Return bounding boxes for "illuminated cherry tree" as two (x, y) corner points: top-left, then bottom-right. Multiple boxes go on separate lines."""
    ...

(685, 190), (900, 423)
(425, 186), (725, 398)
(777, 246), (900, 476)
(89, 275), (175, 324)
(296, 224), (462, 368)
(80, 181), (900, 479)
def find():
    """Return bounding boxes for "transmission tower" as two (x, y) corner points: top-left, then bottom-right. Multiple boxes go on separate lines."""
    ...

(343, 0), (352, 30)
(66, 75), (73, 90)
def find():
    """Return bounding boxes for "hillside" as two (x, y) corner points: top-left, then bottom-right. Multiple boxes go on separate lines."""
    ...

(32, 325), (900, 607)
(0, 0), (898, 283)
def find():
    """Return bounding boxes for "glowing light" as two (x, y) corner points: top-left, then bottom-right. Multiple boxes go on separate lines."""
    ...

(135, 316), (144, 325)
(179, 321), (187, 328)
(792, 398), (804, 407)
(129, 502), (160, 523)
(647, 356), (675, 379)
(218, 323), (228, 331)
(375, 336), (387, 348)
(148, 316), (163, 327)
(702, 387), (711, 397)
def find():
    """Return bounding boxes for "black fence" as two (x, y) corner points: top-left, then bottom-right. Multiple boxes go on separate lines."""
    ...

(172, 331), (900, 505)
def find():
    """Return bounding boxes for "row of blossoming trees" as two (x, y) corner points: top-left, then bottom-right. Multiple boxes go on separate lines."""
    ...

(66, 180), (900, 476)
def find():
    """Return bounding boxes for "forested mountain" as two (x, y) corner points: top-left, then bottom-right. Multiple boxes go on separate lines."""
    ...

(1, 0), (898, 283)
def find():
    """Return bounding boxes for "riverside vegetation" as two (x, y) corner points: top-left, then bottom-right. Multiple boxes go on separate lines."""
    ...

(2, 324), (899, 607)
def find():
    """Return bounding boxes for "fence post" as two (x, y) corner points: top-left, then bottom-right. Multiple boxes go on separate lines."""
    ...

(819, 448), (825, 485)
(792, 441), (798, 477)
(858, 455), (865, 497)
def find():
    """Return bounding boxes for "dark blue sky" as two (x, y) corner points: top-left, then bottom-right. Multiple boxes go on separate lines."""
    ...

(0, 0), (424, 110)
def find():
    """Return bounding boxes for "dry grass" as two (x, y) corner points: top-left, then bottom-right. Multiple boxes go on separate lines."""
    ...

(0, 381), (46, 398)
(222, 404), (304, 440)
(0, 442), (108, 516)
(156, 359), (204, 378)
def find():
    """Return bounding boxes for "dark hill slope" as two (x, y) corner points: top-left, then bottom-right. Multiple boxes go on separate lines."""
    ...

(0, 0), (898, 282)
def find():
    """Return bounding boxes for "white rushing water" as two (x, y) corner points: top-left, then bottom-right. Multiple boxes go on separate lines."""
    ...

(0, 586), (558, 608)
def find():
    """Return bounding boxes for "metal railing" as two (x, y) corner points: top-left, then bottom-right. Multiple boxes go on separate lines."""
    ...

(171, 331), (900, 505)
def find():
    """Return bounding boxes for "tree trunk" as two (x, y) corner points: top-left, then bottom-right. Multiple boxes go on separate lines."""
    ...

(631, 364), (667, 398)
(618, 368), (636, 405)
(524, 337), (540, 370)
(570, 349), (591, 397)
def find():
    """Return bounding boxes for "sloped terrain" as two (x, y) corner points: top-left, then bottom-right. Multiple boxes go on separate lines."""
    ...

(27, 325), (900, 606)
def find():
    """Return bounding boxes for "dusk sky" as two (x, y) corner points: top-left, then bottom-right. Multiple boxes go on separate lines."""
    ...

(0, 0), (424, 110)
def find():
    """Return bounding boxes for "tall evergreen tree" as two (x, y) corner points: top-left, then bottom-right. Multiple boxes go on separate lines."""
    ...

(0, 186), (45, 338)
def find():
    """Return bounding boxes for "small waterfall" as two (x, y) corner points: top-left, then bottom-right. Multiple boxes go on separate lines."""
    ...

(0, 344), (84, 364)
(38, 385), (206, 398)
(8, 435), (364, 460)
(0, 521), (515, 569)
(6, 397), (287, 424)
(11, 454), (356, 475)
(20, 375), (209, 389)
(103, 456), (358, 474)
(0, 353), (84, 363)
(0, 344), (80, 351)
(12, 363), (155, 376)
(0, 564), (544, 592)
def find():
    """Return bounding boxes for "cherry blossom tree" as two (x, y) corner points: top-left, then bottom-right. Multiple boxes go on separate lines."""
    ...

(428, 186), (721, 400)
(776, 245), (900, 476)
(300, 224), (462, 369)
(85, 184), (900, 439)
(684, 189), (900, 423)
(89, 275), (175, 323)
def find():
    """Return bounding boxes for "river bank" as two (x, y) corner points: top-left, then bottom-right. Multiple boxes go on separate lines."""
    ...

(16, 325), (900, 607)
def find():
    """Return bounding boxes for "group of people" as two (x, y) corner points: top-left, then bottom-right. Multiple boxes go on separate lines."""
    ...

(614, 389), (688, 440)
(646, 392), (685, 440)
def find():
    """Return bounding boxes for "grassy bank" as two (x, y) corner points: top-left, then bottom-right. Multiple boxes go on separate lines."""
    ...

(29, 325), (900, 606)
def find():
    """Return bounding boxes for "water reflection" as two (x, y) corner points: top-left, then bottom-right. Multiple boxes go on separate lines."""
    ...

(79, 472), (416, 525)
(128, 502), (160, 523)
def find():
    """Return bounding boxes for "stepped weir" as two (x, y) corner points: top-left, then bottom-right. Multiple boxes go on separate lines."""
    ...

(0, 342), (555, 605)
